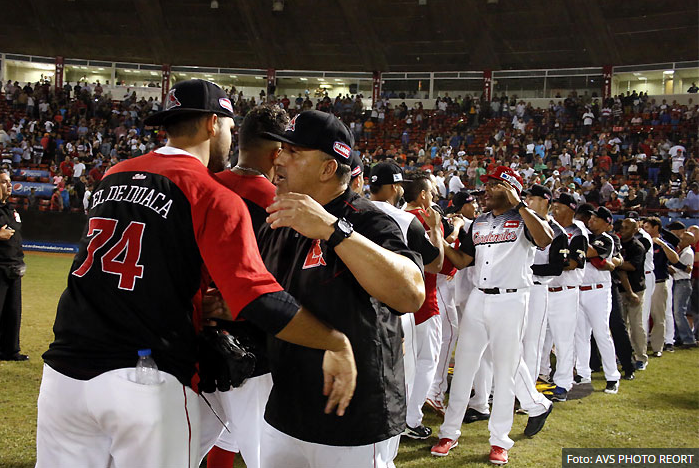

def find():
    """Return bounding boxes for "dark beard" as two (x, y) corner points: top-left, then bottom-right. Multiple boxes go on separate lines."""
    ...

(207, 152), (227, 173)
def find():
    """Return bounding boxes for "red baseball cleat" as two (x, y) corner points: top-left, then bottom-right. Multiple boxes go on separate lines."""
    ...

(489, 445), (508, 465)
(431, 438), (458, 457)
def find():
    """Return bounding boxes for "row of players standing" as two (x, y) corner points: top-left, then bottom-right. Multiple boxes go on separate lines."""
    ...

(368, 161), (695, 465)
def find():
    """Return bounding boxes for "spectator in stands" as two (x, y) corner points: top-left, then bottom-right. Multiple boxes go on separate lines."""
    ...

(684, 182), (699, 217)
(49, 188), (62, 211)
(605, 191), (622, 212)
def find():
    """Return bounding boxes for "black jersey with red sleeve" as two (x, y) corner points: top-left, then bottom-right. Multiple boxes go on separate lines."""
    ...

(43, 147), (283, 387)
(214, 170), (276, 377)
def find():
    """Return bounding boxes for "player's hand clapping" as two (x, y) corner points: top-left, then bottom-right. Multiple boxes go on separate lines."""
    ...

(266, 192), (339, 241)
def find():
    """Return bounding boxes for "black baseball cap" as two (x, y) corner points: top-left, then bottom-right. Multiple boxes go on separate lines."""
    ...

(261, 110), (355, 166)
(446, 190), (477, 214)
(527, 184), (553, 202)
(625, 211), (640, 220)
(594, 206), (614, 225)
(553, 192), (577, 211)
(350, 153), (363, 180)
(369, 161), (404, 186)
(143, 79), (235, 126)
(576, 203), (595, 217)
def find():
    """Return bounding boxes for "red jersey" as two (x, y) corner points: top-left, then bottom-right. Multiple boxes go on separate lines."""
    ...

(407, 208), (441, 324)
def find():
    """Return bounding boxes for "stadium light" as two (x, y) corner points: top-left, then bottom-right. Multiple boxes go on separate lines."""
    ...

(272, 0), (284, 12)
(418, 0), (427, 5)
(210, 0), (219, 9)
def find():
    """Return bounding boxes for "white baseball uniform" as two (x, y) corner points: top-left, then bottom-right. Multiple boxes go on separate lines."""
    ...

(543, 220), (587, 391)
(199, 374), (273, 468)
(438, 208), (537, 450)
(637, 229), (655, 334)
(575, 231), (621, 382)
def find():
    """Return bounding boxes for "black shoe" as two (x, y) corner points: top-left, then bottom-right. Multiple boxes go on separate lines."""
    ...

(604, 380), (619, 394)
(524, 404), (553, 437)
(680, 342), (698, 349)
(464, 408), (490, 424)
(402, 424), (432, 439)
(664, 344), (675, 352)
(0, 353), (29, 361)
(623, 371), (635, 381)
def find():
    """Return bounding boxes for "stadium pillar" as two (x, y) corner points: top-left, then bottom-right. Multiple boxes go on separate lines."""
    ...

(267, 68), (276, 101)
(55, 56), (64, 93)
(372, 71), (381, 107)
(0, 54), (5, 84)
(602, 65), (613, 100)
(483, 69), (492, 101)
(161, 64), (171, 104)
(429, 72), (434, 100)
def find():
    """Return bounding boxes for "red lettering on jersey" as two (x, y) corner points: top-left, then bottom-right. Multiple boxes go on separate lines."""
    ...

(504, 220), (520, 228)
(302, 239), (327, 269)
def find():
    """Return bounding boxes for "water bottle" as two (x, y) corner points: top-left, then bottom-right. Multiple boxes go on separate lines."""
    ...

(135, 349), (160, 385)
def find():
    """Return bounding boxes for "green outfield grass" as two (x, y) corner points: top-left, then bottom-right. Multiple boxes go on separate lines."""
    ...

(1, 252), (698, 468)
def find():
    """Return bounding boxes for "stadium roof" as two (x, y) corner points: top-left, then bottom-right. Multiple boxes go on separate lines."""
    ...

(4, 0), (698, 72)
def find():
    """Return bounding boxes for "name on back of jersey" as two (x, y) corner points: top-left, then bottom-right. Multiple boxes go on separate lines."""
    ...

(91, 184), (173, 219)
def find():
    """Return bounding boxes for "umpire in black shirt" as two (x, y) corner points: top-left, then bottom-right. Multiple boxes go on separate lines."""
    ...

(0, 171), (27, 361)
(259, 110), (426, 467)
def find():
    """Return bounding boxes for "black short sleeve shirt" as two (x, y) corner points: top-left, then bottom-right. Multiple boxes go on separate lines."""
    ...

(258, 189), (422, 446)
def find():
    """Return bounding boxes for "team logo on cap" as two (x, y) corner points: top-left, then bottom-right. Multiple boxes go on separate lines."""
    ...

(333, 141), (351, 160)
(286, 115), (298, 132)
(165, 89), (181, 110)
(219, 98), (233, 113)
(393, 173), (403, 182)
(500, 172), (523, 192)
(371, 175), (378, 183)
(351, 166), (362, 177)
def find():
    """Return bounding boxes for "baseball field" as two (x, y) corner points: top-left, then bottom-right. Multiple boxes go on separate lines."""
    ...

(1, 251), (698, 468)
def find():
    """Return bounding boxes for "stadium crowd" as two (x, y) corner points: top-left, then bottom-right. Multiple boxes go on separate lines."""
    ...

(1, 77), (697, 219)
(2, 75), (698, 467)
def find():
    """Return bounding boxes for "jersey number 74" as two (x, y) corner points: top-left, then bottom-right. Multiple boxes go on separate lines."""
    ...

(72, 217), (146, 291)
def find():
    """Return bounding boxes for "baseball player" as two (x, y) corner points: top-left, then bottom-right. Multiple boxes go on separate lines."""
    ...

(542, 192), (587, 400)
(402, 174), (445, 439)
(257, 110), (426, 468)
(641, 217), (679, 356)
(36, 81), (357, 468)
(426, 190), (479, 415)
(616, 218), (650, 371)
(626, 212), (655, 338)
(430, 166), (553, 464)
(367, 161), (442, 464)
(198, 105), (289, 468)
(574, 206), (622, 394)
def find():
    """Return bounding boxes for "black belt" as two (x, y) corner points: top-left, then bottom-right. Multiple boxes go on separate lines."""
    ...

(674, 279), (691, 282)
(480, 288), (518, 295)
(548, 286), (576, 292)
(655, 279), (667, 284)
(533, 281), (542, 285)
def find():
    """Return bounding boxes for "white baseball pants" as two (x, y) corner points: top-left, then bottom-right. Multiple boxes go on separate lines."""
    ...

(438, 288), (528, 450)
(546, 287), (579, 391)
(664, 278), (675, 345)
(521, 284), (548, 382)
(469, 346), (493, 414)
(37, 364), (200, 468)
(575, 285), (621, 382)
(428, 277), (459, 405)
(199, 373), (273, 468)
(261, 421), (399, 468)
(406, 314), (442, 428)
(642, 271), (655, 334)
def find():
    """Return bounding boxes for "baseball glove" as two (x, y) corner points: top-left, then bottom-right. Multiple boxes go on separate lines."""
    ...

(197, 326), (256, 393)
